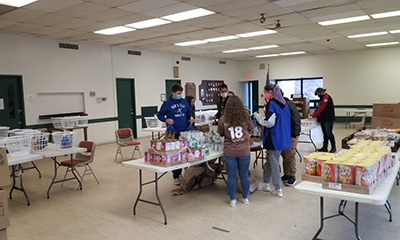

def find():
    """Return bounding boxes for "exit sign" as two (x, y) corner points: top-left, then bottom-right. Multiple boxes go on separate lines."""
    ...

(244, 71), (252, 78)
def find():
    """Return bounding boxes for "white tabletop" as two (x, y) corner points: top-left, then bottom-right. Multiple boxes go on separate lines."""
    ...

(39, 143), (87, 158)
(7, 153), (43, 166)
(122, 151), (223, 173)
(142, 127), (166, 132)
(301, 123), (320, 133)
(295, 150), (400, 205)
(339, 108), (373, 113)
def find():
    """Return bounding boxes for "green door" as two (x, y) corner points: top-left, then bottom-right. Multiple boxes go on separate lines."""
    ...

(0, 75), (25, 129)
(165, 79), (181, 99)
(116, 78), (137, 138)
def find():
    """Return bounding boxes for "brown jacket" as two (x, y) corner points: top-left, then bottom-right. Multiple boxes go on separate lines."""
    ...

(218, 116), (253, 156)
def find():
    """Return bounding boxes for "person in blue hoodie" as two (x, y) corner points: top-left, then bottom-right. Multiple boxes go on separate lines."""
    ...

(158, 83), (194, 185)
(254, 84), (291, 198)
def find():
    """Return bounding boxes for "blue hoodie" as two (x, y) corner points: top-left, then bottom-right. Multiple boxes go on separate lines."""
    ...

(157, 96), (193, 134)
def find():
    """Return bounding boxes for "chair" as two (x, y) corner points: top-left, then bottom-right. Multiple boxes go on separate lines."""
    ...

(60, 141), (99, 186)
(115, 128), (141, 162)
(251, 145), (267, 169)
(348, 112), (366, 129)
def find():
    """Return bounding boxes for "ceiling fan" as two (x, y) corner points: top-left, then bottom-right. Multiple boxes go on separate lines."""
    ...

(259, 14), (286, 30)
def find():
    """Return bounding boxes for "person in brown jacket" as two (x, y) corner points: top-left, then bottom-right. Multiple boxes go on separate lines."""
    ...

(218, 96), (253, 207)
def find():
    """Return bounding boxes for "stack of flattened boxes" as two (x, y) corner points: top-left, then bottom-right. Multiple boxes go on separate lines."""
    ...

(372, 102), (400, 129)
(0, 148), (10, 240)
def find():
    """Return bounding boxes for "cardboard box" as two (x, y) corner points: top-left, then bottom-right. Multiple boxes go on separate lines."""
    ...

(0, 149), (11, 188)
(0, 228), (7, 240)
(373, 102), (400, 118)
(0, 189), (10, 230)
(371, 117), (400, 129)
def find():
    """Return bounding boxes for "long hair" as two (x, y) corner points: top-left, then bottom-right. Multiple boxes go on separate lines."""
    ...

(224, 96), (250, 127)
(185, 95), (195, 116)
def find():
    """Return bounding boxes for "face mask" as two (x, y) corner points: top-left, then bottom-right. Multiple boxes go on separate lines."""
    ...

(319, 94), (324, 99)
(176, 94), (182, 100)
(221, 92), (228, 98)
(191, 103), (195, 107)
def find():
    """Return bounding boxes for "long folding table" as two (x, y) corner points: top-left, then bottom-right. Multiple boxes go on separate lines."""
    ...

(294, 149), (400, 240)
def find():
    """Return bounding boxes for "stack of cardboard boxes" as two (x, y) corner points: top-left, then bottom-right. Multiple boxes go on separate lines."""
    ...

(372, 102), (400, 129)
(0, 148), (10, 240)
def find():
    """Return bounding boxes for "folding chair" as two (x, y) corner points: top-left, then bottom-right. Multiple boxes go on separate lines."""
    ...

(348, 112), (366, 129)
(115, 128), (141, 162)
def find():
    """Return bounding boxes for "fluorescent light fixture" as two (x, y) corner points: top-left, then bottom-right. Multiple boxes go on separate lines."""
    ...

(0, 0), (37, 7)
(162, 8), (215, 22)
(125, 18), (171, 29)
(371, 10), (400, 19)
(279, 51), (306, 56)
(347, 31), (388, 38)
(389, 29), (400, 34)
(256, 54), (279, 58)
(248, 45), (279, 50)
(204, 35), (238, 42)
(94, 26), (135, 35)
(174, 40), (207, 46)
(365, 42), (399, 47)
(318, 15), (370, 26)
(222, 49), (249, 53)
(236, 30), (277, 38)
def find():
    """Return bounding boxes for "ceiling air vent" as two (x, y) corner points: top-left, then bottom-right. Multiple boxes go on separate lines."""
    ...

(128, 50), (141, 56)
(259, 63), (265, 70)
(59, 43), (79, 50)
(219, 61), (227, 65)
(181, 56), (191, 61)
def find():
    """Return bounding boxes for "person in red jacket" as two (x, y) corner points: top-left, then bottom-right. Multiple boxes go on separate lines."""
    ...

(310, 88), (336, 153)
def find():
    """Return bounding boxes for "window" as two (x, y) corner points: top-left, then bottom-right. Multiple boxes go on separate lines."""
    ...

(273, 77), (323, 102)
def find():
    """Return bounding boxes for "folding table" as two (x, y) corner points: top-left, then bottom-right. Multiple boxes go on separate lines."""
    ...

(295, 150), (400, 240)
(8, 153), (43, 206)
(298, 123), (319, 151)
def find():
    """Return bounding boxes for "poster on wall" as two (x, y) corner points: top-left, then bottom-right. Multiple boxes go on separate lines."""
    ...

(199, 80), (224, 105)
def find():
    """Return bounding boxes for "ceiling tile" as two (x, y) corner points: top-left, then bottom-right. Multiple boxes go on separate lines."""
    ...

(0, 4), (15, 15)
(0, 8), (46, 22)
(186, 15), (243, 29)
(1, 22), (43, 32)
(50, 29), (87, 38)
(221, 3), (278, 17)
(180, 0), (232, 8)
(142, 2), (196, 17)
(53, 2), (110, 18)
(28, 13), (74, 26)
(23, 0), (83, 12)
(24, 26), (66, 35)
(86, 0), (140, 8)
(74, 22), (116, 32)
(82, 8), (133, 22)
(106, 13), (150, 25)
(206, 0), (267, 12)
(51, 18), (97, 29)
(213, 22), (263, 34)
(118, 0), (179, 13)
(0, 19), (17, 28)
(285, 0), (354, 12)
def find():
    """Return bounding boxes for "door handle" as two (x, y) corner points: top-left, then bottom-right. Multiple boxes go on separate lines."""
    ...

(18, 121), (22, 124)
(18, 110), (22, 114)
(131, 112), (134, 115)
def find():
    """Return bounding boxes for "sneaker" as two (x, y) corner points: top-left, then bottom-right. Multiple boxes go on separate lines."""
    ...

(329, 148), (337, 153)
(173, 178), (180, 186)
(271, 188), (283, 198)
(281, 174), (290, 181)
(318, 147), (328, 152)
(286, 176), (297, 187)
(238, 197), (249, 205)
(229, 199), (237, 207)
(258, 182), (271, 192)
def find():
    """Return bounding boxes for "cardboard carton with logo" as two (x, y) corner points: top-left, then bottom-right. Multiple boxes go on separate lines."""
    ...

(0, 188), (10, 230)
(372, 117), (400, 129)
(373, 102), (400, 118)
(0, 149), (11, 188)
(0, 228), (8, 240)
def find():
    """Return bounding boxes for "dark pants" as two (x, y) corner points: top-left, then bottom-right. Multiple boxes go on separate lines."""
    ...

(173, 132), (182, 179)
(320, 120), (335, 149)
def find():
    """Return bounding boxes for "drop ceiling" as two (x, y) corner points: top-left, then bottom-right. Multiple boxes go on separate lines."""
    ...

(0, 0), (400, 60)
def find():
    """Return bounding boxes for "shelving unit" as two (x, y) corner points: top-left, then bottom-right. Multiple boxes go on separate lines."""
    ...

(292, 95), (309, 119)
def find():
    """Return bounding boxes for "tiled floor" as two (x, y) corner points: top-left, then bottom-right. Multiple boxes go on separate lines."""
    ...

(5, 124), (400, 240)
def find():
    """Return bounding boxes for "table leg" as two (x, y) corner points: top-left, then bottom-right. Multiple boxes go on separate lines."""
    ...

(296, 148), (302, 162)
(10, 165), (31, 206)
(355, 202), (361, 240)
(312, 197), (325, 240)
(69, 154), (82, 190)
(133, 170), (143, 215)
(83, 127), (88, 141)
(154, 172), (167, 225)
(384, 199), (392, 222)
(346, 111), (350, 129)
(308, 130), (317, 151)
(339, 200), (347, 213)
(47, 157), (58, 199)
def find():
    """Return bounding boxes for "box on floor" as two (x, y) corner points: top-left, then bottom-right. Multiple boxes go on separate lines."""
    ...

(0, 228), (7, 240)
(373, 102), (400, 118)
(0, 148), (11, 188)
(371, 117), (400, 129)
(0, 188), (10, 230)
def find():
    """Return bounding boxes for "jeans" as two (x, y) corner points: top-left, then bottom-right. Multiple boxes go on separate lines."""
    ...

(263, 150), (282, 189)
(224, 155), (251, 200)
(320, 120), (335, 149)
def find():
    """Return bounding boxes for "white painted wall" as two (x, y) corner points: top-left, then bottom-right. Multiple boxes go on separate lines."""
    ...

(238, 47), (400, 117)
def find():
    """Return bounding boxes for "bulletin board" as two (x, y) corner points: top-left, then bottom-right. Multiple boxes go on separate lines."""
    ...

(199, 80), (224, 105)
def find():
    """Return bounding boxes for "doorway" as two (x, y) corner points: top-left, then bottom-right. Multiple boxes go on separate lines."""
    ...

(165, 79), (181, 99)
(0, 75), (25, 129)
(116, 78), (137, 138)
